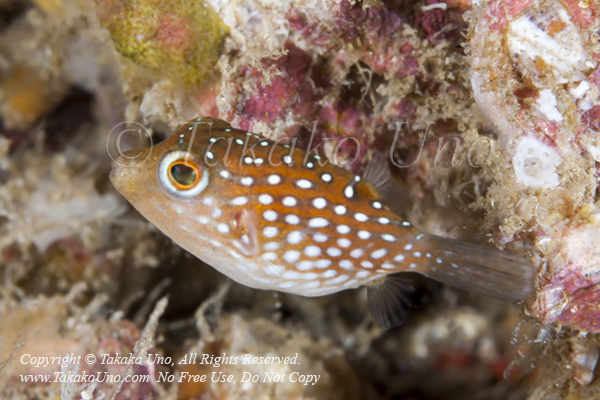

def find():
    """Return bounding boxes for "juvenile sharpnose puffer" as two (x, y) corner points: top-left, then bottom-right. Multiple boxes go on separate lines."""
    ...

(110, 117), (534, 328)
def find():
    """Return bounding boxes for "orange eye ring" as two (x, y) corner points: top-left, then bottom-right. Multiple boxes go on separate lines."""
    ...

(168, 160), (201, 190)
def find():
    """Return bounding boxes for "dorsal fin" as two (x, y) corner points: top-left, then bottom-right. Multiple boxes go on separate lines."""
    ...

(366, 275), (415, 329)
(362, 151), (409, 205)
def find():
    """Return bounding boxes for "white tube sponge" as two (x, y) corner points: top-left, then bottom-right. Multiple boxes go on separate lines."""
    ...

(512, 136), (561, 189)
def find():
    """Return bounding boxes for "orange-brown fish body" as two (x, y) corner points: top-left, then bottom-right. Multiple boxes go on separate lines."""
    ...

(110, 117), (533, 305)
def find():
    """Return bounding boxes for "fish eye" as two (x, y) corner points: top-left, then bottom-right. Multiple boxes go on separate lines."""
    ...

(169, 161), (199, 189)
(159, 151), (209, 198)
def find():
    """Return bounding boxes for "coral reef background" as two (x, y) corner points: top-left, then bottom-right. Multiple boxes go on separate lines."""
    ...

(0, 0), (599, 399)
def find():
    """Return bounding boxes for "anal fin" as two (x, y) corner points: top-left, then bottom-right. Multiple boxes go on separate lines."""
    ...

(367, 275), (415, 329)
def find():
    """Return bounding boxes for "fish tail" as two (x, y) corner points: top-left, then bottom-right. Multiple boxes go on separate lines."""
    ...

(419, 235), (535, 301)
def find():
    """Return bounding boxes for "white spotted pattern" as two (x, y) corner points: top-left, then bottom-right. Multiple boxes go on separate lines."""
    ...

(230, 196), (248, 206)
(336, 225), (351, 234)
(286, 231), (304, 245)
(258, 194), (273, 205)
(296, 179), (312, 189)
(344, 186), (354, 198)
(334, 205), (347, 215)
(217, 223), (230, 234)
(382, 234), (396, 242)
(308, 217), (329, 228)
(262, 252), (278, 261)
(355, 213), (368, 222)
(326, 247), (342, 257)
(371, 249), (387, 259)
(305, 245), (321, 257)
(315, 259), (332, 268)
(312, 198), (327, 209)
(357, 230), (371, 240)
(313, 233), (328, 242)
(240, 177), (253, 186)
(263, 226), (278, 238)
(283, 250), (301, 264)
(297, 261), (315, 271)
(268, 175), (281, 185)
(263, 210), (278, 221)
(285, 214), (300, 225)
(263, 242), (280, 251)
(350, 249), (364, 258)
(282, 196), (297, 207)
(337, 238), (351, 248)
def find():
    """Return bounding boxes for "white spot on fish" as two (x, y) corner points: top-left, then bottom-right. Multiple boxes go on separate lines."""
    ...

(371, 249), (387, 259)
(335, 205), (347, 215)
(263, 210), (278, 221)
(219, 170), (231, 179)
(322, 269), (337, 278)
(373, 202), (382, 209)
(297, 261), (314, 270)
(287, 231), (304, 245)
(350, 249), (364, 258)
(326, 247), (342, 257)
(337, 225), (351, 234)
(263, 242), (279, 251)
(308, 217), (329, 228)
(315, 259), (332, 268)
(414, 252), (422, 258)
(378, 217), (390, 224)
(337, 238), (351, 248)
(361, 261), (374, 268)
(394, 254), (405, 262)
(305, 245), (321, 257)
(283, 250), (301, 264)
(217, 223), (230, 234)
(344, 186), (354, 198)
(404, 244), (413, 251)
(358, 230), (371, 240)
(325, 274), (349, 285)
(258, 194), (273, 205)
(240, 177), (253, 186)
(409, 263), (417, 269)
(313, 233), (328, 242)
(321, 173), (332, 182)
(196, 216), (210, 225)
(339, 260), (353, 270)
(230, 196), (248, 206)
(268, 175), (281, 185)
(282, 196), (297, 207)
(262, 252), (278, 261)
(297, 179), (312, 189)
(285, 214), (300, 225)
(355, 213), (368, 222)
(382, 234), (396, 242)
(263, 226), (278, 238)
(356, 270), (370, 278)
(312, 198), (327, 209)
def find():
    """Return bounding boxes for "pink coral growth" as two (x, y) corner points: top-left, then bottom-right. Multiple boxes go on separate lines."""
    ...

(157, 13), (192, 56)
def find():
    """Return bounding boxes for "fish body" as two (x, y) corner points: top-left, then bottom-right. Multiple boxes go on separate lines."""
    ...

(110, 117), (533, 324)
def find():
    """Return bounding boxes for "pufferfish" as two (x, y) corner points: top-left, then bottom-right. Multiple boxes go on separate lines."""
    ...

(110, 117), (534, 328)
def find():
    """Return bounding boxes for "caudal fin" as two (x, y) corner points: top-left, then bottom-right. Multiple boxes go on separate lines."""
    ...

(421, 235), (535, 301)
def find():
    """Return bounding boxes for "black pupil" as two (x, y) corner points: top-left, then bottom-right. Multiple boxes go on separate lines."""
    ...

(170, 163), (197, 187)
